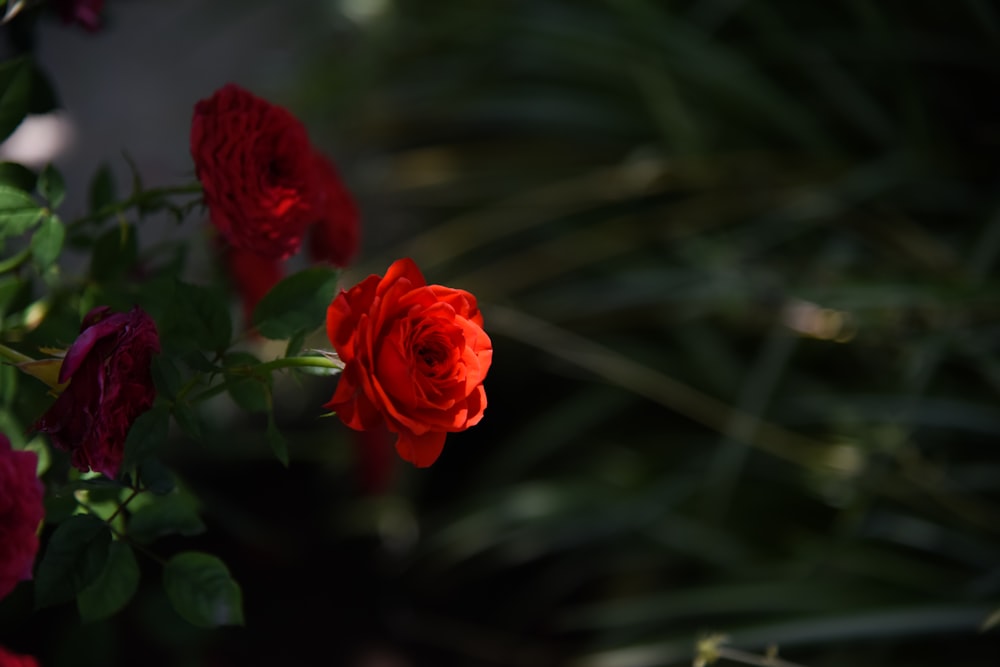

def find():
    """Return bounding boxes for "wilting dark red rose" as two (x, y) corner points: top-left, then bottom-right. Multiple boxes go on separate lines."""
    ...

(221, 242), (284, 326)
(308, 154), (360, 268)
(0, 435), (44, 603)
(325, 258), (492, 467)
(34, 306), (160, 479)
(52, 0), (104, 31)
(191, 84), (321, 259)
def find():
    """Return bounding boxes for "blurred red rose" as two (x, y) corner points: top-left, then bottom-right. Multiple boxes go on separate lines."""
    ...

(308, 153), (360, 268)
(325, 258), (492, 467)
(52, 0), (103, 31)
(0, 435), (44, 603)
(191, 84), (321, 259)
(34, 306), (160, 479)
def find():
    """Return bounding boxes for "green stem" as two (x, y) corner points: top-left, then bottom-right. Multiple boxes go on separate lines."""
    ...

(0, 246), (31, 273)
(105, 487), (143, 524)
(254, 354), (344, 374)
(0, 342), (33, 365)
(70, 183), (203, 228)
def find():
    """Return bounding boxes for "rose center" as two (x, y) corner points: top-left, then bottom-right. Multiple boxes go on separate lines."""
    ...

(416, 344), (446, 372)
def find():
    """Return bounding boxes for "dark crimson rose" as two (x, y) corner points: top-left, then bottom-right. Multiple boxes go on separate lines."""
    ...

(191, 84), (321, 259)
(325, 258), (492, 467)
(0, 435), (44, 603)
(52, 0), (104, 31)
(308, 154), (360, 268)
(221, 242), (284, 326)
(34, 306), (160, 479)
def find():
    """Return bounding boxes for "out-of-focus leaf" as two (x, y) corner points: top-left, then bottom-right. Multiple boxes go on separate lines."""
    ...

(163, 552), (244, 628)
(252, 266), (339, 340)
(127, 491), (205, 544)
(30, 213), (65, 269)
(34, 515), (111, 609)
(0, 184), (43, 239)
(76, 542), (140, 623)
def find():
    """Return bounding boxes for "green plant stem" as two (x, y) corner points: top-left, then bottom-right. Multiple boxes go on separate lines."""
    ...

(69, 183), (203, 228)
(0, 246), (31, 273)
(254, 354), (344, 373)
(0, 341), (33, 365)
(184, 355), (342, 405)
(105, 487), (144, 524)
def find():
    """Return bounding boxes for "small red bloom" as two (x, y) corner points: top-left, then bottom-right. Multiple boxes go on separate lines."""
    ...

(308, 154), (360, 268)
(34, 306), (160, 479)
(52, 0), (104, 32)
(191, 84), (321, 259)
(0, 435), (44, 603)
(325, 258), (492, 467)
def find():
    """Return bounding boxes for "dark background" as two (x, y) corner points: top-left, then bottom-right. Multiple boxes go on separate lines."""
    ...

(2, 1), (1000, 665)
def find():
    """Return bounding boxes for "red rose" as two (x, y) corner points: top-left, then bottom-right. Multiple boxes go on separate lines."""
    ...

(325, 258), (492, 467)
(34, 306), (160, 479)
(308, 154), (360, 268)
(0, 435), (44, 603)
(52, 0), (103, 31)
(191, 84), (321, 259)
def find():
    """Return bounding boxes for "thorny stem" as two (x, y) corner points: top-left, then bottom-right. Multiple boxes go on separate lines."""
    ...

(75, 497), (166, 566)
(105, 486), (143, 525)
(69, 183), (203, 228)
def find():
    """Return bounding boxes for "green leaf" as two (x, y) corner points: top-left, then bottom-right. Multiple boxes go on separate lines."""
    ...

(0, 57), (33, 143)
(138, 458), (175, 496)
(34, 515), (112, 609)
(127, 492), (205, 544)
(284, 328), (307, 357)
(38, 163), (66, 209)
(88, 163), (116, 216)
(0, 161), (36, 191)
(121, 405), (170, 472)
(224, 352), (270, 413)
(169, 282), (232, 352)
(150, 355), (183, 400)
(266, 410), (289, 467)
(0, 184), (43, 239)
(163, 552), (244, 628)
(172, 402), (204, 442)
(76, 542), (140, 623)
(252, 266), (339, 340)
(89, 224), (137, 282)
(30, 213), (65, 269)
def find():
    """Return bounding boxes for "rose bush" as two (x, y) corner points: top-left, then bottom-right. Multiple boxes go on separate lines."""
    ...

(33, 306), (160, 479)
(191, 84), (322, 259)
(0, 435), (44, 603)
(325, 258), (493, 467)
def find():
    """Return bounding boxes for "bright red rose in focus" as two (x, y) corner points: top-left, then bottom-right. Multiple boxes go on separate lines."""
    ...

(191, 84), (321, 259)
(0, 435), (44, 603)
(325, 258), (492, 467)
(34, 306), (160, 479)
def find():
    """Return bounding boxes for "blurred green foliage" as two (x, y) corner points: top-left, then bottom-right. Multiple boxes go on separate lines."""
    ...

(291, 1), (1000, 665)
